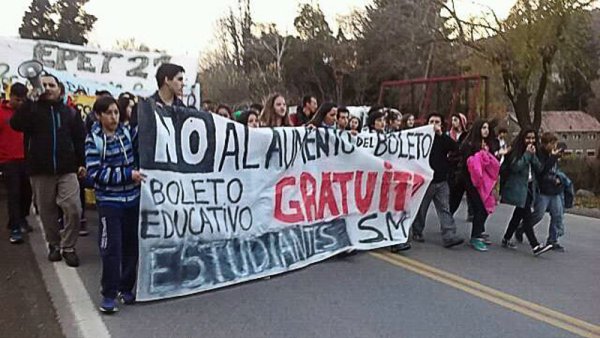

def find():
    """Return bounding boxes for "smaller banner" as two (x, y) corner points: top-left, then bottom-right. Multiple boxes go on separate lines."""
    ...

(0, 36), (201, 108)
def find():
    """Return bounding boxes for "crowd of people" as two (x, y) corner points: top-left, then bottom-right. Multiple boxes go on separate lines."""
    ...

(0, 62), (573, 315)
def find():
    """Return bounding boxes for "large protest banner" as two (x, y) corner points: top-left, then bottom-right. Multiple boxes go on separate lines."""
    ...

(0, 36), (200, 107)
(136, 100), (435, 301)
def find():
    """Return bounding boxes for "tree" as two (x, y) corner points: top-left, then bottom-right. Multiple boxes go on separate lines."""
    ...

(19, 0), (96, 45)
(19, 0), (57, 41)
(440, 0), (596, 130)
(115, 38), (151, 52)
(349, 0), (460, 106)
(53, 0), (97, 45)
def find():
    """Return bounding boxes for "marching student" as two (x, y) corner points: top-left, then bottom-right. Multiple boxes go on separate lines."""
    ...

(0, 83), (32, 243)
(499, 129), (553, 256)
(308, 102), (338, 128)
(348, 115), (363, 133)
(216, 104), (233, 120)
(259, 93), (292, 127)
(237, 109), (260, 128)
(400, 113), (415, 130)
(459, 119), (500, 252)
(11, 74), (86, 267)
(386, 109), (402, 132)
(366, 108), (386, 133)
(411, 113), (464, 248)
(336, 106), (350, 130)
(527, 132), (566, 251)
(86, 96), (144, 314)
(290, 95), (317, 126)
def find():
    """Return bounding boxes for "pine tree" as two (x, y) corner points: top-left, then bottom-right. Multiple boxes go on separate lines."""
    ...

(54, 0), (97, 45)
(19, 0), (97, 45)
(19, 0), (57, 41)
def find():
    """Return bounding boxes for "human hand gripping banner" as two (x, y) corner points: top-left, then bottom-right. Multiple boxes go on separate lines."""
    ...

(136, 99), (435, 301)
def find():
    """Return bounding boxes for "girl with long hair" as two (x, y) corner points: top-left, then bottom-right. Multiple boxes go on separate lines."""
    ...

(400, 113), (415, 130)
(499, 129), (553, 256)
(308, 102), (338, 128)
(348, 116), (362, 133)
(386, 109), (402, 132)
(259, 94), (291, 127)
(460, 119), (500, 252)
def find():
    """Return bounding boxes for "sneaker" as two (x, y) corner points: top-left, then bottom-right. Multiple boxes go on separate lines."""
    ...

(515, 228), (524, 243)
(533, 244), (553, 256)
(443, 237), (464, 248)
(390, 242), (412, 253)
(79, 223), (89, 237)
(99, 298), (119, 314)
(9, 229), (24, 244)
(469, 238), (488, 252)
(48, 245), (62, 262)
(481, 237), (492, 245)
(412, 233), (425, 243)
(61, 250), (80, 267)
(551, 243), (565, 252)
(118, 292), (136, 305)
(21, 222), (34, 233)
(501, 238), (517, 249)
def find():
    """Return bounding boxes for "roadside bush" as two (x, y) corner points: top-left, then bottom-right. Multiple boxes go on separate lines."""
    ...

(560, 156), (600, 195)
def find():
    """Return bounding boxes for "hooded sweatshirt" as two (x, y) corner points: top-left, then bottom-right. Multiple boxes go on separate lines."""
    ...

(85, 122), (139, 207)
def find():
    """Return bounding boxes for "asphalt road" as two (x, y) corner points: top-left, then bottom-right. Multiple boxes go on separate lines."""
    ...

(4, 198), (600, 338)
(74, 203), (600, 337)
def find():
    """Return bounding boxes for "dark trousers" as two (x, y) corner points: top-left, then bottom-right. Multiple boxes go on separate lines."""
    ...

(466, 185), (487, 239)
(79, 178), (86, 219)
(97, 203), (139, 299)
(503, 186), (540, 248)
(1, 161), (32, 231)
(449, 175), (474, 217)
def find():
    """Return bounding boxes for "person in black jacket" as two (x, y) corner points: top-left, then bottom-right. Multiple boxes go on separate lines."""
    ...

(10, 74), (86, 267)
(410, 113), (464, 248)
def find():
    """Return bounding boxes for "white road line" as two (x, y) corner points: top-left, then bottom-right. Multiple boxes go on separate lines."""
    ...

(29, 215), (111, 338)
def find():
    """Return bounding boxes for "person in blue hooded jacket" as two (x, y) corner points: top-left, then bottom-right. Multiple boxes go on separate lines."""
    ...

(86, 96), (145, 314)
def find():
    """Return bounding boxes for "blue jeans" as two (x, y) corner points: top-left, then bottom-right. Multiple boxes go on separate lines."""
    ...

(530, 194), (564, 244)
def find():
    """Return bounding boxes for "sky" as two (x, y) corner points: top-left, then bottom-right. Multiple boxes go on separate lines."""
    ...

(0, 0), (517, 58)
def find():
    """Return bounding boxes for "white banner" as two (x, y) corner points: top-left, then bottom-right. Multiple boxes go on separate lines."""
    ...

(0, 36), (200, 107)
(136, 100), (435, 301)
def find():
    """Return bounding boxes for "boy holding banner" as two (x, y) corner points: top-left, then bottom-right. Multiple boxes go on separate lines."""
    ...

(85, 96), (145, 314)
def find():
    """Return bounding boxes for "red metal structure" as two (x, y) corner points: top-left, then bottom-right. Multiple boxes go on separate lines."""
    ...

(377, 75), (489, 122)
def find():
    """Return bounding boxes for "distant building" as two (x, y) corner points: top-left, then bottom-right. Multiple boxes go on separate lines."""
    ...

(507, 111), (600, 157)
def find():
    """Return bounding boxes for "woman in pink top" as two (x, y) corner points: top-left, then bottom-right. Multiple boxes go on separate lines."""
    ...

(459, 119), (500, 252)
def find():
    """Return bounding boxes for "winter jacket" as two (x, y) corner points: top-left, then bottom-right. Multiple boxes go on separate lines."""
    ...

(290, 111), (312, 127)
(0, 101), (25, 163)
(499, 152), (542, 209)
(129, 91), (186, 129)
(429, 133), (458, 183)
(10, 99), (85, 175)
(537, 150), (562, 196)
(85, 122), (139, 207)
(466, 149), (500, 214)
